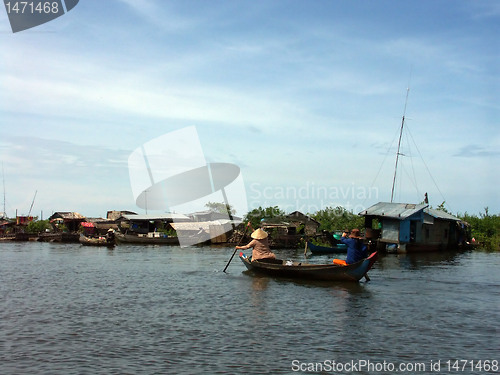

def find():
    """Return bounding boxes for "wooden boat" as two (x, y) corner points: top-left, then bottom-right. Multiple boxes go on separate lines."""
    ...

(115, 232), (179, 245)
(38, 232), (80, 243)
(307, 241), (347, 254)
(79, 234), (115, 247)
(239, 251), (377, 282)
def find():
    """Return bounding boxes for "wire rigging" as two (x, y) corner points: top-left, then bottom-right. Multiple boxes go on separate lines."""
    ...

(363, 125), (401, 207)
(366, 81), (448, 209)
(405, 125), (450, 210)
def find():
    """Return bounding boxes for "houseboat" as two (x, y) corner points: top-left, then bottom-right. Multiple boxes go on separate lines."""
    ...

(360, 202), (471, 253)
(115, 213), (189, 245)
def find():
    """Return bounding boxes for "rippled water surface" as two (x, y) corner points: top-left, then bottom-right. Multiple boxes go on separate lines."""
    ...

(1, 242), (499, 374)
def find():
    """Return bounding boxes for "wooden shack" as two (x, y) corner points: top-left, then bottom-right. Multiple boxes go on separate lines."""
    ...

(48, 212), (86, 232)
(286, 211), (320, 236)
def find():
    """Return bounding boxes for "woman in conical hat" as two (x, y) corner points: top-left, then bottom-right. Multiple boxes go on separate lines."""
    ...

(236, 228), (276, 262)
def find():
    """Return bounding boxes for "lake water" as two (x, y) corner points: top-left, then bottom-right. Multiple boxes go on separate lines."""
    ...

(1, 242), (499, 374)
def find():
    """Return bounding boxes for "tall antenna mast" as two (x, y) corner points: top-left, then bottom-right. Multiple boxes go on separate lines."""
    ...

(2, 163), (5, 217)
(390, 87), (410, 202)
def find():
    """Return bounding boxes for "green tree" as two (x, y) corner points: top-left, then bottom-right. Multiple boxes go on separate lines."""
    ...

(26, 219), (52, 234)
(205, 201), (236, 216)
(311, 206), (364, 233)
(459, 207), (500, 251)
(243, 206), (286, 229)
(436, 201), (450, 213)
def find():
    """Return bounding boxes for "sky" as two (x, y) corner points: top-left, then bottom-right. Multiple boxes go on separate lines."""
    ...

(1, 0), (499, 219)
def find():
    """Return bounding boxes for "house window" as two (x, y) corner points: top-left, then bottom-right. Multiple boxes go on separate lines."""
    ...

(425, 227), (429, 239)
(444, 229), (448, 239)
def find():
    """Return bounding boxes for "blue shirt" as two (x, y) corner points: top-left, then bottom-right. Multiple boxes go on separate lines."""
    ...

(340, 237), (368, 264)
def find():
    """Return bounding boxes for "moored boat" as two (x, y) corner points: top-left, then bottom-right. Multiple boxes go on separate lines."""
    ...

(239, 251), (377, 282)
(307, 241), (347, 254)
(38, 232), (80, 243)
(79, 233), (115, 247)
(115, 232), (179, 245)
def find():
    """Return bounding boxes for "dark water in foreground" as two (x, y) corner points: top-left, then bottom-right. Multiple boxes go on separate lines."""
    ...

(1, 242), (499, 375)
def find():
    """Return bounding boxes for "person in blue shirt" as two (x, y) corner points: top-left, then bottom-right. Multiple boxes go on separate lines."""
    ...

(333, 228), (368, 265)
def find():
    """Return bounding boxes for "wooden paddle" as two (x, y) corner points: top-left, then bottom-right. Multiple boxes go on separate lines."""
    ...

(363, 251), (376, 282)
(223, 222), (251, 273)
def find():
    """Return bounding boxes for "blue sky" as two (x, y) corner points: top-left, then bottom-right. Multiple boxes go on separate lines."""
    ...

(1, 0), (498, 219)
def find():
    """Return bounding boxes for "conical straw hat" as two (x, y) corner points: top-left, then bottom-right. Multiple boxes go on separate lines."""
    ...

(251, 228), (268, 239)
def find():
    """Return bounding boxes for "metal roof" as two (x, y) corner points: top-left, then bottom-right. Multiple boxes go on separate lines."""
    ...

(359, 202), (428, 220)
(424, 208), (460, 221)
(170, 219), (238, 231)
(123, 213), (190, 221)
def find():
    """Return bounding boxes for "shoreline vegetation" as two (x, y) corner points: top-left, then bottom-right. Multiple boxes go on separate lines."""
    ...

(2, 204), (498, 251)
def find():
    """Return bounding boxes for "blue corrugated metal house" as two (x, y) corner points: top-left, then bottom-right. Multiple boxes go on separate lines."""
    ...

(360, 202), (465, 252)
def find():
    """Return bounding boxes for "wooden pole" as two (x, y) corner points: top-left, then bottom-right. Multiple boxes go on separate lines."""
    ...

(223, 222), (251, 273)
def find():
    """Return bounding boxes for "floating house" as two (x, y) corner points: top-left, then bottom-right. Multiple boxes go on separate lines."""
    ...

(360, 202), (468, 252)
(106, 210), (137, 221)
(48, 212), (86, 232)
(118, 213), (191, 234)
(115, 213), (191, 244)
(37, 212), (87, 242)
(16, 215), (34, 225)
(287, 211), (321, 236)
(81, 217), (120, 237)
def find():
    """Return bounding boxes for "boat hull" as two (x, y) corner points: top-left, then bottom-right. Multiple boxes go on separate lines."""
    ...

(239, 252), (377, 282)
(115, 232), (179, 245)
(38, 232), (80, 243)
(79, 234), (115, 247)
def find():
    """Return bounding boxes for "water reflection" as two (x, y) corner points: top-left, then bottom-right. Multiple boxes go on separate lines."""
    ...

(376, 250), (468, 271)
(242, 270), (370, 290)
(248, 274), (271, 292)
